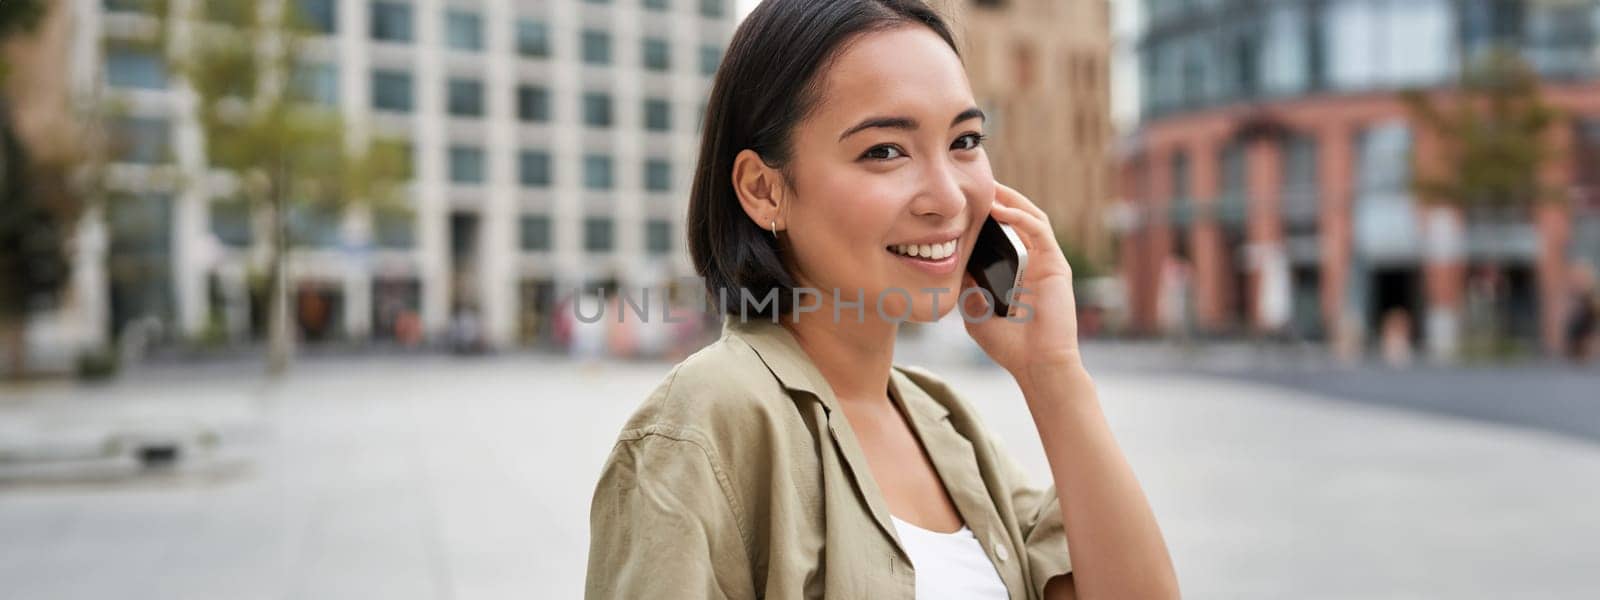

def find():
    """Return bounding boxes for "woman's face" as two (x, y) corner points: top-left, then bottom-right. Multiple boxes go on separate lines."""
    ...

(778, 25), (994, 323)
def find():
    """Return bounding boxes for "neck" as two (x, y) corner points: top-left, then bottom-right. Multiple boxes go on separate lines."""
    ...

(779, 291), (900, 407)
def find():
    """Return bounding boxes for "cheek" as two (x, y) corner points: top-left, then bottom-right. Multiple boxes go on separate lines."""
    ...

(813, 177), (903, 246)
(786, 184), (898, 283)
(963, 159), (997, 209)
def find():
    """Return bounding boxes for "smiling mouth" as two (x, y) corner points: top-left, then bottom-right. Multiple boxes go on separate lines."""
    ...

(885, 239), (958, 262)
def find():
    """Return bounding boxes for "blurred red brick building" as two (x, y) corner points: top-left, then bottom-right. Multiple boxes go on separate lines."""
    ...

(1115, 0), (1600, 359)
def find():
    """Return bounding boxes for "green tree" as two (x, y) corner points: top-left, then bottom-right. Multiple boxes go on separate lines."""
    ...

(1402, 48), (1564, 216)
(1401, 48), (1565, 355)
(144, 0), (410, 374)
(0, 0), (80, 379)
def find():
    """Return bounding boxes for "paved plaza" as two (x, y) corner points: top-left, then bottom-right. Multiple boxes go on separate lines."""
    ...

(2, 352), (1599, 599)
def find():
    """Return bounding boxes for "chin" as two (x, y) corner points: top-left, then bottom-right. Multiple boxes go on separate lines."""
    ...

(880, 288), (962, 324)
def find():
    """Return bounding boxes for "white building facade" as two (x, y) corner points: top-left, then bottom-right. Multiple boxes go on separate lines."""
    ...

(48, 0), (732, 356)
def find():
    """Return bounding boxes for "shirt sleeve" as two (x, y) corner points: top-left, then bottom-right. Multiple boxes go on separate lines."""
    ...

(585, 430), (754, 600)
(995, 439), (1073, 598)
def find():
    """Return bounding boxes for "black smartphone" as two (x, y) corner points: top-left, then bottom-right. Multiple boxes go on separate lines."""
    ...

(964, 215), (1029, 317)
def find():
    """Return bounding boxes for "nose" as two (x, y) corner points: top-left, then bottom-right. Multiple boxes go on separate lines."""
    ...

(909, 154), (968, 219)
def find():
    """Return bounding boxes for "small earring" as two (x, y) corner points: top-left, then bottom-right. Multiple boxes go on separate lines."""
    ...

(771, 220), (778, 237)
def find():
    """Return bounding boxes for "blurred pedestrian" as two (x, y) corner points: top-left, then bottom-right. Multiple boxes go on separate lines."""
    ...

(1381, 307), (1413, 368)
(1567, 262), (1597, 364)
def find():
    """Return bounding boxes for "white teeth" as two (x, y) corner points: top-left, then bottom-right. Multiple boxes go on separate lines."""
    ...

(890, 239), (957, 260)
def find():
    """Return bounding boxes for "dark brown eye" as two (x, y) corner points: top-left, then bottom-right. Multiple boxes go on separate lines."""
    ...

(862, 145), (906, 161)
(953, 133), (986, 151)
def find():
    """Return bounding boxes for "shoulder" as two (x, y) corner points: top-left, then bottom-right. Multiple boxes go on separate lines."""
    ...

(611, 334), (799, 457)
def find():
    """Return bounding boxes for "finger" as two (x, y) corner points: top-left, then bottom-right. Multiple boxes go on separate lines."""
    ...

(995, 182), (1049, 223)
(990, 203), (1058, 254)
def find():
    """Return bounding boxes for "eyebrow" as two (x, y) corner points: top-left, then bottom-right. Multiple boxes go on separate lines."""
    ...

(837, 107), (986, 142)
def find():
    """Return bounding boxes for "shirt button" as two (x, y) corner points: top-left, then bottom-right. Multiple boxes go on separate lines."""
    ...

(994, 539), (1009, 562)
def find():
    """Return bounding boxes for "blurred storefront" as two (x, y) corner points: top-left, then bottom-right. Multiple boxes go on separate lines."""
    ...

(1114, 0), (1600, 360)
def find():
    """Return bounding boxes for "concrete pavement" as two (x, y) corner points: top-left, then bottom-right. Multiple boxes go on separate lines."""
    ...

(1, 354), (1598, 599)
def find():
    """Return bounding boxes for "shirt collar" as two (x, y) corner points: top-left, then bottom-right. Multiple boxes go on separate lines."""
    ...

(719, 314), (950, 422)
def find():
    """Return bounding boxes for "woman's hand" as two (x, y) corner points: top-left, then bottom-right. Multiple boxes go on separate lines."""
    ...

(960, 182), (1083, 376)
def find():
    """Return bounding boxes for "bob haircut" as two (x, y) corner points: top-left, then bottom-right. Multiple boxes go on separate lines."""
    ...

(686, 0), (961, 321)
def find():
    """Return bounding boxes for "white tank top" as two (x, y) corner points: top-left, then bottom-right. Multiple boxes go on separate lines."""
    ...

(890, 515), (1009, 599)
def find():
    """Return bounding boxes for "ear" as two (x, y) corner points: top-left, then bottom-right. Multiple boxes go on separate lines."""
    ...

(731, 149), (788, 233)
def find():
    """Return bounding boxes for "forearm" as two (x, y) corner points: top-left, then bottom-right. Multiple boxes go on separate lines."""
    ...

(1018, 363), (1178, 600)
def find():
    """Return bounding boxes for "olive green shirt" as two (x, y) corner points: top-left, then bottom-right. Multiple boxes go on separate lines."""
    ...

(586, 315), (1073, 599)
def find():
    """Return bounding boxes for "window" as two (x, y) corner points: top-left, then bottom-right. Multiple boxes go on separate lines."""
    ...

(644, 98), (671, 131)
(372, 70), (414, 112)
(698, 44), (721, 76)
(584, 217), (614, 252)
(106, 43), (168, 89)
(106, 193), (176, 331)
(210, 199), (252, 247)
(292, 63), (339, 106)
(520, 150), (552, 187)
(583, 92), (613, 127)
(112, 117), (171, 164)
(289, 203), (342, 247)
(371, 1), (413, 42)
(699, 0), (724, 18)
(1283, 135), (1319, 197)
(583, 154), (614, 190)
(450, 146), (486, 183)
(1262, 4), (1309, 96)
(445, 10), (483, 51)
(646, 219), (671, 255)
(517, 19), (551, 58)
(581, 30), (612, 65)
(1172, 150), (1192, 201)
(644, 159), (672, 192)
(520, 215), (552, 251)
(1353, 121), (1418, 260)
(643, 38), (671, 71)
(294, 0), (337, 34)
(517, 85), (550, 122)
(448, 78), (485, 117)
(1282, 135), (1320, 226)
(1324, 0), (1451, 91)
(1219, 143), (1243, 201)
(644, 0), (670, 10)
(373, 207), (415, 249)
(107, 193), (172, 254)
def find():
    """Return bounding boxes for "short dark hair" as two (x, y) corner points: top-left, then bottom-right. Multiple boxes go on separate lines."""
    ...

(686, 0), (961, 321)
